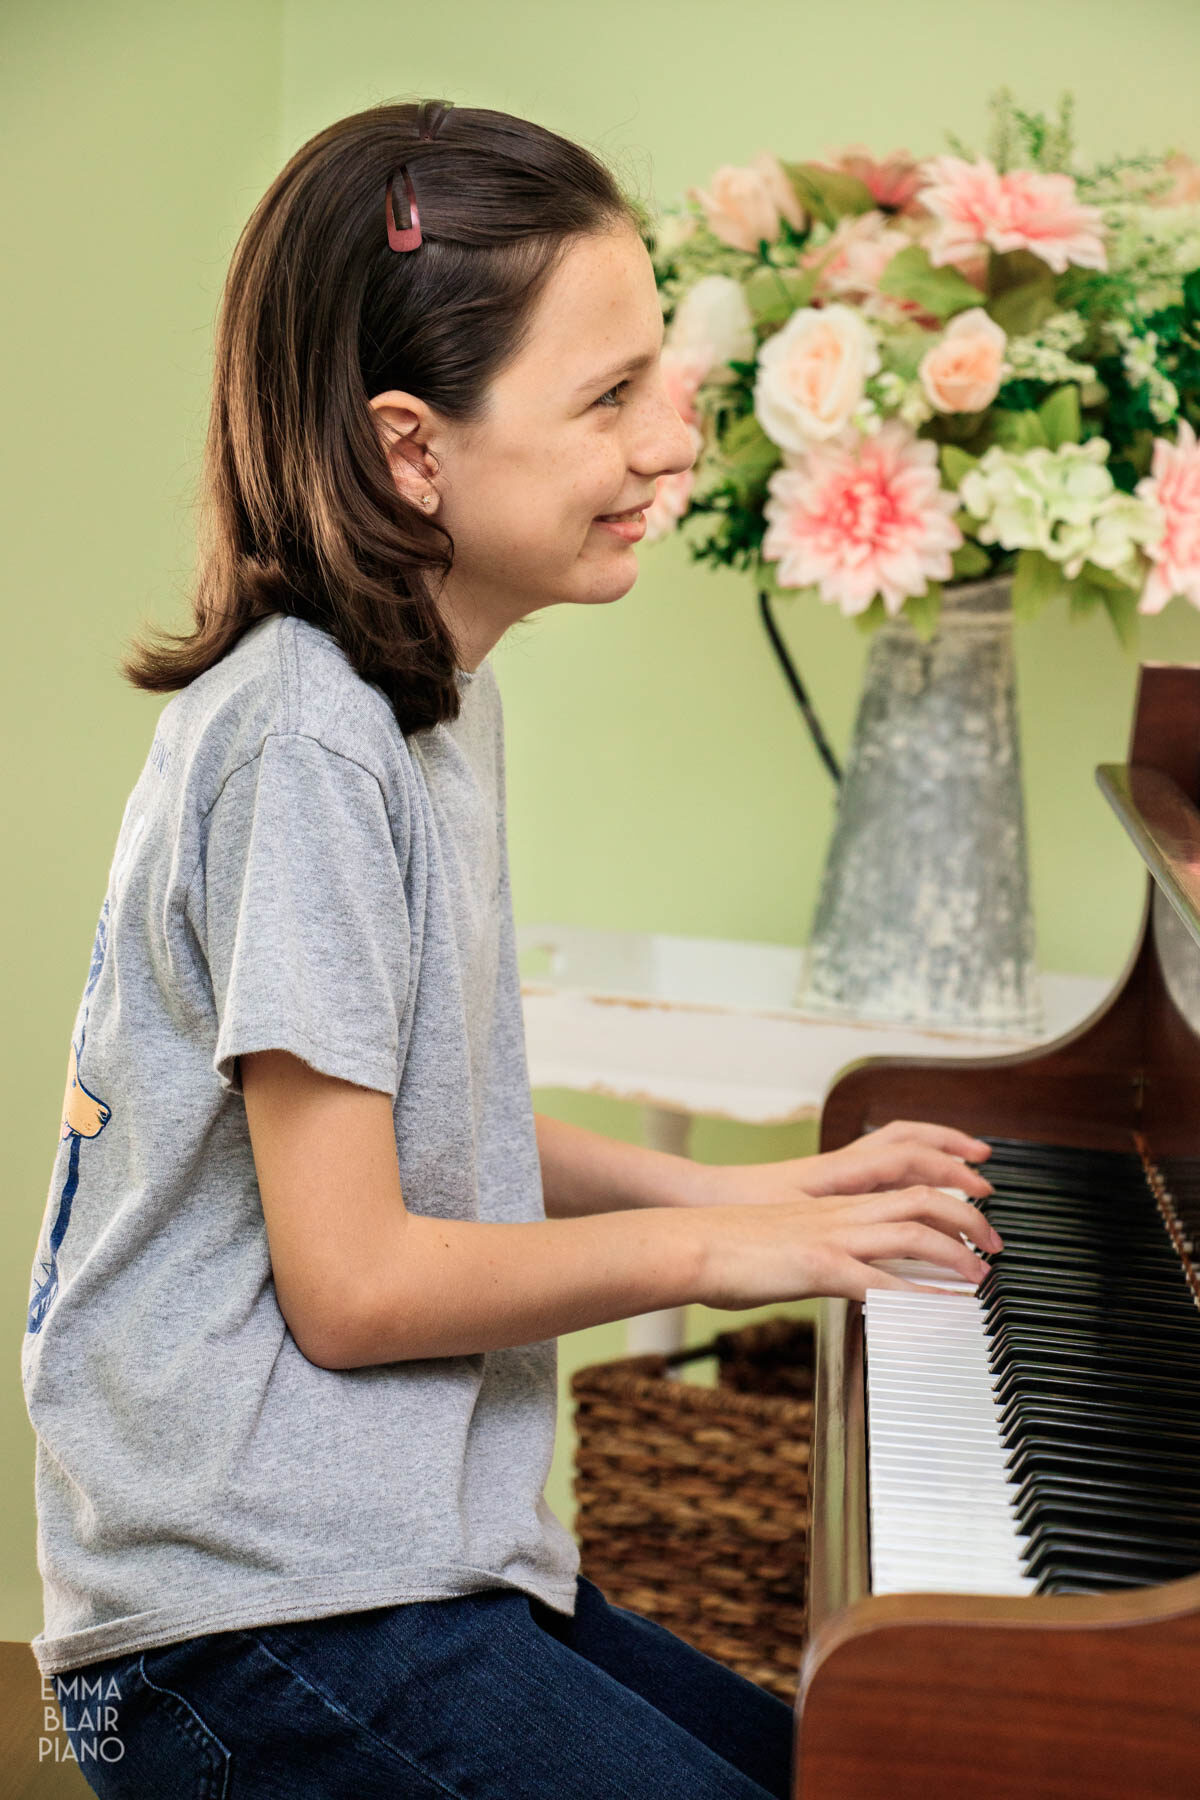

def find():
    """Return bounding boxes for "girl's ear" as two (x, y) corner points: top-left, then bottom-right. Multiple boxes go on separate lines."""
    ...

(368, 393), (441, 512)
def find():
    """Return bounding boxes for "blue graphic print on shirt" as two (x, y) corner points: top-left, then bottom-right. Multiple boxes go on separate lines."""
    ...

(27, 897), (113, 1334)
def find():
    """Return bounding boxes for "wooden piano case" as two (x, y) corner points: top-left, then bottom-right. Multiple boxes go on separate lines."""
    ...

(793, 664), (1200, 1800)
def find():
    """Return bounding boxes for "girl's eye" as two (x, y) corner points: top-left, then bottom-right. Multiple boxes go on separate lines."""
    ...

(594, 379), (632, 410)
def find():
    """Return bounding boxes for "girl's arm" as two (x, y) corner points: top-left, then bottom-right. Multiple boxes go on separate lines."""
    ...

(533, 1112), (715, 1215)
(533, 1111), (995, 1218)
(241, 1050), (995, 1371)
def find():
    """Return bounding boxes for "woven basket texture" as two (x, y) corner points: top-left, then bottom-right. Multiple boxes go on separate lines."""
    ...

(570, 1313), (814, 1702)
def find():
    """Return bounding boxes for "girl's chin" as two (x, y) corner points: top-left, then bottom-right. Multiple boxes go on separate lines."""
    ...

(559, 552), (641, 606)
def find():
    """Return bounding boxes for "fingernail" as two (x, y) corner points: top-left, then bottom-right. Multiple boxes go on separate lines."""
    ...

(989, 1230), (1004, 1251)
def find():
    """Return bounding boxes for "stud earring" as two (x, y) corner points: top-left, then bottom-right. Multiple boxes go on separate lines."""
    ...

(421, 493), (435, 508)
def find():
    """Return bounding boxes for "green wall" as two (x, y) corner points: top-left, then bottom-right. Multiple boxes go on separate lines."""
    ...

(5, 0), (1200, 1641)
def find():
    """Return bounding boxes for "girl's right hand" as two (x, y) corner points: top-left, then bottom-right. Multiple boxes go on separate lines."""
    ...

(689, 1185), (996, 1310)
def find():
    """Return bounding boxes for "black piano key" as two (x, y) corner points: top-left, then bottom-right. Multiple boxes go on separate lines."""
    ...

(1001, 1401), (1200, 1445)
(1025, 1529), (1200, 1585)
(1025, 1514), (1200, 1559)
(1001, 1398), (1200, 1443)
(984, 1322), (1200, 1363)
(1015, 1487), (1200, 1532)
(994, 1361), (1200, 1407)
(1010, 1441), (1200, 1486)
(985, 1301), (1200, 1347)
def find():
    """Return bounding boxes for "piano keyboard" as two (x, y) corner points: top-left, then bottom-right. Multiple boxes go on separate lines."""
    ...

(865, 1137), (1200, 1599)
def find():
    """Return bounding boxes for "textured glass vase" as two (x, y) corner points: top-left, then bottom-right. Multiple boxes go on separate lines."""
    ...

(797, 574), (1042, 1034)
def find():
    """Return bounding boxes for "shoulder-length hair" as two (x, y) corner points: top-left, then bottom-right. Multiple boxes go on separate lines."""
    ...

(121, 100), (646, 734)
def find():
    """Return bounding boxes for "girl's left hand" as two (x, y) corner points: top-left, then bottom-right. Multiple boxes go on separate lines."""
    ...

(691, 1118), (993, 1207)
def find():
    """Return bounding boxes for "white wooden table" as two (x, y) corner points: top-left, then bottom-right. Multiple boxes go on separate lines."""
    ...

(517, 923), (1111, 1354)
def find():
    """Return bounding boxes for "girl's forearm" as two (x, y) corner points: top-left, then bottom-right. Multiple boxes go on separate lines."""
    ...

(318, 1205), (708, 1367)
(532, 1111), (714, 1217)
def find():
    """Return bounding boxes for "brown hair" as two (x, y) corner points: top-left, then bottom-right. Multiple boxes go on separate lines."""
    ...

(121, 99), (646, 734)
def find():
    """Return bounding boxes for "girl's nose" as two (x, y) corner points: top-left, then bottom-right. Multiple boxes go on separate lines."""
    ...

(644, 398), (698, 481)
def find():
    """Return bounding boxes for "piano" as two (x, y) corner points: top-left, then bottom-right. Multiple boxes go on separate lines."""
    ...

(795, 662), (1200, 1800)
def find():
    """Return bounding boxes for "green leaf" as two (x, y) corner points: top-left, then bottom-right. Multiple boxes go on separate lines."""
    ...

(719, 411), (781, 497)
(1011, 548), (1063, 618)
(986, 248), (1060, 336)
(779, 161), (877, 228)
(743, 263), (819, 329)
(1038, 384), (1082, 449)
(1101, 585), (1141, 651)
(991, 408), (1049, 452)
(852, 596), (890, 634)
(1075, 559), (1140, 594)
(723, 410), (770, 454)
(1062, 562), (1142, 649)
(885, 325), (936, 382)
(903, 583), (943, 640)
(875, 245), (985, 322)
(950, 540), (992, 578)
(1066, 580), (1103, 621)
(939, 444), (982, 488)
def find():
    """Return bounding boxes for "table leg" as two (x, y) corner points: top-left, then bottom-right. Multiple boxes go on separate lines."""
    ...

(625, 1105), (692, 1356)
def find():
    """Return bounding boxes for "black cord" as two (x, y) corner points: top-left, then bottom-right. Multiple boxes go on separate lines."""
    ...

(757, 588), (842, 786)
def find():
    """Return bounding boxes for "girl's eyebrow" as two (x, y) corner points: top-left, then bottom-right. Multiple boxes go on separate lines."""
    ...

(572, 343), (662, 396)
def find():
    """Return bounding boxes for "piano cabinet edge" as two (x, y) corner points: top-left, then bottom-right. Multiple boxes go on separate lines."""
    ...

(793, 1571), (1200, 1800)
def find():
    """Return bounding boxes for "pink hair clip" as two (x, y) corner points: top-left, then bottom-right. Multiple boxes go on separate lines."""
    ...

(385, 165), (422, 252)
(385, 101), (453, 252)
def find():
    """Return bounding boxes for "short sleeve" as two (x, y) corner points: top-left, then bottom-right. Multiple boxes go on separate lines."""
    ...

(200, 734), (411, 1098)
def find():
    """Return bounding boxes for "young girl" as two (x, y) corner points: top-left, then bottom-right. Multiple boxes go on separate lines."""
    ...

(23, 98), (998, 1800)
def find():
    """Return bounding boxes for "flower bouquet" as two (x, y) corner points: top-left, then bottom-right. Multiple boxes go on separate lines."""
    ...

(642, 89), (1200, 1032)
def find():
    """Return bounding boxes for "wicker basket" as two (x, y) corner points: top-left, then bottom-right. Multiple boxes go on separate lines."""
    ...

(570, 1313), (814, 1702)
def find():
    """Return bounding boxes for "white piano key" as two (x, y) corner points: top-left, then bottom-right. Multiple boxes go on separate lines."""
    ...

(870, 1257), (983, 1292)
(864, 1288), (1037, 1598)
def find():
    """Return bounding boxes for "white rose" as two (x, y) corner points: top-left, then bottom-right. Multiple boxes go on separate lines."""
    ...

(667, 276), (756, 384)
(753, 304), (882, 451)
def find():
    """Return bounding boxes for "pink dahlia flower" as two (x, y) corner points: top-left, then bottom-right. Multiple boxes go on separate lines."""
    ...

(761, 420), (963, 616)
(917, 155), (1107, 276)
(816, 144), (927, 215)
(1135, 418), (1200, 614)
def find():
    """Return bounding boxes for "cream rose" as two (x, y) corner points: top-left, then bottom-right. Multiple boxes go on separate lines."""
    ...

(753, 303), (881, 451)
(666, 275), (756, 384)
(919, 307), (1007, 414)
(689, 152), (806, 254)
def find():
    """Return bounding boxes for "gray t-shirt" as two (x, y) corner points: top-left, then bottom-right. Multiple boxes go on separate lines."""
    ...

(21, 612), (580, 1676)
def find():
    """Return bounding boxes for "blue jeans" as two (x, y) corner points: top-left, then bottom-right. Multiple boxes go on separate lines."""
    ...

(53, 1575), (795, 1798)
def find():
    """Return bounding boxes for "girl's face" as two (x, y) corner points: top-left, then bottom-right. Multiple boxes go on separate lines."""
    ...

(370, 225), (698, 668)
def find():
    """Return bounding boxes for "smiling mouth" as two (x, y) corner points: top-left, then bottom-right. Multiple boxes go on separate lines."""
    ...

(595, 501), (654, 522)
